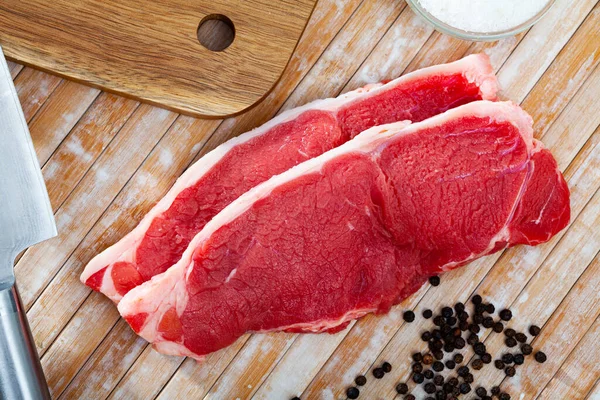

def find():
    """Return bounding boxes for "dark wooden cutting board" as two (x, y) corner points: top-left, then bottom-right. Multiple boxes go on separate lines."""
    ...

(0, 0), (317, 117)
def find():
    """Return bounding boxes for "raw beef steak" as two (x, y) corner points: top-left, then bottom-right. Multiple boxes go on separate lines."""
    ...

(82, 54), (498, 302)
(117, 101), (571, 359)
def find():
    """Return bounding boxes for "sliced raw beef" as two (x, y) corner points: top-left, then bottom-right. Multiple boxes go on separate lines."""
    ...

(117, 101), (571, 359)
(82, 54), (499, 302)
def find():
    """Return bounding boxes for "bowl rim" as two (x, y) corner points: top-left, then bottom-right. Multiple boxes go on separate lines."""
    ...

(405, 0), (556, 41)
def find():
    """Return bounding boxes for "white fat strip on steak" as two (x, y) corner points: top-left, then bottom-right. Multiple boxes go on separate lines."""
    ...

(118, 101), (534, 359)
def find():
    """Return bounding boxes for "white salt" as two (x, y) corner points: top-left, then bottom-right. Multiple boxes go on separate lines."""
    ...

(416, 0), (551, 33)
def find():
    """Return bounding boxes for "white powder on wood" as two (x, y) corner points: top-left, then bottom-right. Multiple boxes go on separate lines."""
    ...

(416, 0), (551, 33)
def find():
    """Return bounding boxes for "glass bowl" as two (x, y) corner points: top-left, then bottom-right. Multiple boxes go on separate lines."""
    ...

(406, 0), (556, 41)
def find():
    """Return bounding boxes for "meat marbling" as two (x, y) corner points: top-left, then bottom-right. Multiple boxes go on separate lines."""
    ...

(117, 101), (570, 359)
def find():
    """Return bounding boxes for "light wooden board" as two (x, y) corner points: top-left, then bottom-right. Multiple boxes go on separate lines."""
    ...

(8, 0), (600, 398)
(0, 0), (317, 117)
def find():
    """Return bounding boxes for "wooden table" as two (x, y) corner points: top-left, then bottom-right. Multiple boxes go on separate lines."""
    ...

(8, 0), (600, 398)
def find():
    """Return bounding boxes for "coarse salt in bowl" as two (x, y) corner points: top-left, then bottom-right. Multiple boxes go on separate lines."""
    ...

(406, 0), (556, 41)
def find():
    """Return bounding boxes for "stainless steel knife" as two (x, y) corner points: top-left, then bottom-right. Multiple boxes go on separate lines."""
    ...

(0, 47), (55, 400)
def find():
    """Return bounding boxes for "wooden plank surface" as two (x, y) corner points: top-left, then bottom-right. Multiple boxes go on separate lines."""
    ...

(8, 0), (600, 398)
(0, 0), (317, 117)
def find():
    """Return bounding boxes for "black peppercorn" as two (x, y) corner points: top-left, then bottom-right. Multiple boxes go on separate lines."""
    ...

(535, 351), (547, 363)
(529, 325), (541, 336)
(412, 363), (423, 373)
(502, 353), (514, 364)
(382, 362), (392, 373)
(431, 340), (443, 351)
(423, 353), (434, 365)
(499, 393), (511, 400)
(457, 366), (469, 377)
(499, 309), (513, 321)
(459, 382), (472, 394)
(446, 316), (458, 326)
(521, 344), (533, 355)
(445, 360), (456, 370)
(433, 374), (444, 386)
(433, 351), (444, 360)
(424, 369), (434, 379)
(455, 302), (465, 313)
(291, 397), (301, 400)
(396, 383), (408, 394)
(432, 361), (444, 372)
(413, 353), (423, 362)
(354, 375), (367, 386)
(469, 324), (481, 334)
(476, 304), (487, 315)
(373, 368), (385, 379)
(467, 333), (479, 345)
(493, 321), (504, 333)
(491, 386), (501, 396)
(481, 353), (492, 364)
(429, 276), (441, 286)
(472, 359), (484, 370)
(495, 360), (505, 369)
(483, 317), (494, 328)
(464, 373), (474, 384)
(454, 337), (466, 350)
(505, 337), (518, 348)
(424, 382), (437, 394)
(515, 333), (527, 343)
(474, 342), (486, 355)
(405, 395), (416, 400)
(486, 303), (496, 314)
(448, 377), (459, 386)
(472, 295), (482, 305)
(459, 321), (469, 331)
(433, 316), (445, 327)
(433, 330), (443, 340)
(476, 387), (487, 397)
(346, 387), (360, 399)
(423, 309), (433, 319)
(505, 366), (516, 377)
(444, 343), (455, 353)
(403, 311), (415, 323)
(458, 311), (469, 321)
(422, 331), (432, 341)
(505, 328), (516, 337)
(412, 373), (424, 384)
(453, 353), (464, 364)
(474, 314), (484, 324)
(514, 354), (525, 365)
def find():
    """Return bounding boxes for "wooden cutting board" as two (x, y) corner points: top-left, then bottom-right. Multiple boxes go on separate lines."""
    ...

(0, 0), (317, 117)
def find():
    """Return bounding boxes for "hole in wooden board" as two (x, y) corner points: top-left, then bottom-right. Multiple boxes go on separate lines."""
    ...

(197, 14), (235, 52)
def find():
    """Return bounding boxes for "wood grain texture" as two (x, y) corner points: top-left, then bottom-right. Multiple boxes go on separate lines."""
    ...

(0, 0), (317, 117)
(5, 0), (600, 398)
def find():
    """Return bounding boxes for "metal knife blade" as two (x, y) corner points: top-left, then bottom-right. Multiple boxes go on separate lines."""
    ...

(0, 47), (56, 290)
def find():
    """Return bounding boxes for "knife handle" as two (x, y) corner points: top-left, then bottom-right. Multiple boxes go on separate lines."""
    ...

(0, 284), (50, 400)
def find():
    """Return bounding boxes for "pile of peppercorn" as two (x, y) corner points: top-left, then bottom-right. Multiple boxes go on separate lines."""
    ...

(339, 291), (547, 400)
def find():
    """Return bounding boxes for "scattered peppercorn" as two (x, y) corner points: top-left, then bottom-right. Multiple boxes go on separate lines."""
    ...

(459, 382), (472, 394)
(433, 374), (444, 386)
(505, 366), (516, 377)
(405, 395), (416, 400)
(423, 354), (434, 365)
(483, 317), (494, 328)
(502, 353), (514, 364)
(291, 397), (301, 400)
(535, 351), (547, 363)
(423, 309), (433, 319)
(515, 332), (527, 343)
(472, 359), (484, 370)
(474, 342), (487, 355)
(505, 337), (518, 348)
(445, 360), (456, 370)
(499, 393), (511, 400)
(467, 333), (480, 345)
(529, 325), (541, 336)
(373, 368), (385, 379)
(403, 311), (415, 323)
(455, 302), (465, 313)
(432, 361), (444, 372)
(495, 360), (505, 370)
(470, 324), (481, 334)
(382, 362), (392, 373)
(453, 353), (464, 364)
(412, 353), (423, 363)
(481, 353), (492, 364)
(421, 331), (432, 341)
(354, 375), (366, 386)
(396, 383), (408, 394)
(476, 304), (487, 314)
(424, 382), (436, 394)
(499, 309), (513, 321)
(412, 372), (424, 384)
(521, 344), (533, 355)
(346, 387), (360, 399)
(457, 366), (469, 377)
(464, 373), (474, 384)
(429, 276), (441, 286)
(472, 295), (483, 305)
(491, 386), (501, 396)
(514, 354), (525, 365)
(424, 369), (434, 379)
(433, 350), (444, 361)
(412, 363), (423, 373)
(454, 337), (466, 350)
(476, 387), (488, 397)
(486, 303), (496, 314)
(504, 328), (516, 337)
(493, 321), (504, 333)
